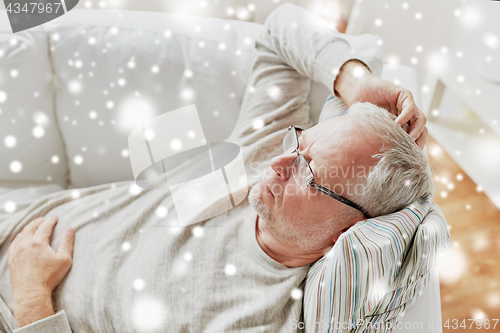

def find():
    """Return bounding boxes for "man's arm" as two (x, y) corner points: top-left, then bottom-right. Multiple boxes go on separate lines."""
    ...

(262, 4), (373, 93)
(229, 3), (372, 147)
(234, 3), (427, 148)
(8, 216), (74, 332)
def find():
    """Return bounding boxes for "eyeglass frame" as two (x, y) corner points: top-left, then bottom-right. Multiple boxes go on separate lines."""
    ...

(284, 126), (371, 219)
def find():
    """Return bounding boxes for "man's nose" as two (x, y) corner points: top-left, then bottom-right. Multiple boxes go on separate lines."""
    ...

(270, 152), (296, 181)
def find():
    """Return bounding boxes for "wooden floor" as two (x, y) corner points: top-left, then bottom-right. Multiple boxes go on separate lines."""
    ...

(427, 136), (500, 332)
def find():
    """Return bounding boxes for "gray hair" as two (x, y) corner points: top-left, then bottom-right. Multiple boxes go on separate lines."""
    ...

(345, 102), (434, 218)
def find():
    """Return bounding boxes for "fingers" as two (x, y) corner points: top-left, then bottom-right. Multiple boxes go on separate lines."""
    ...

(393, 89), (427, 143)
(407, 113), (427, 141)
(9, 217), (44, 264)
(395, 104), (425, 140)
(34, 215), (58, 243)
(354, 77), (428, 147)
(395, 102), (418, 126)
(57, 228), (75, 257)
(20, 217), (45, 238)
(415, 127), (428, 150)
(393, 88), (417, 122)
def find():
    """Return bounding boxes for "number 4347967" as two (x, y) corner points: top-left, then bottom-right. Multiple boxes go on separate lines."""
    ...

(6, 2), (62, 14)
(444, 319), (498, 329)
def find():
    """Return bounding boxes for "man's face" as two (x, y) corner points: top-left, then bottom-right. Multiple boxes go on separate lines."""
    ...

(249, 115), (381, 252)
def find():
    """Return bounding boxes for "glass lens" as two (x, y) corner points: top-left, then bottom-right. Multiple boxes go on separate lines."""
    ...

(292, 154), (313, 189)
(283, 127), (298, 152)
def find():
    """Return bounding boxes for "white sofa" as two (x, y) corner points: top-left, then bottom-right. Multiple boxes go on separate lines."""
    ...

(0, 9), (441, 332)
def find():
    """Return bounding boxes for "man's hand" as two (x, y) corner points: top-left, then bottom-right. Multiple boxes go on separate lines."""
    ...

(334, 60), (428, 149)
(8, 215), (75, 327)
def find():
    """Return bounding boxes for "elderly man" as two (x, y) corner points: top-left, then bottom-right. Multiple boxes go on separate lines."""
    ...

(2, 4), (431, 333)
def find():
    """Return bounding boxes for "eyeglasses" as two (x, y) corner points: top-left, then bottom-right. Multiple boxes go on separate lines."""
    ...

(283, 126), (371, 218)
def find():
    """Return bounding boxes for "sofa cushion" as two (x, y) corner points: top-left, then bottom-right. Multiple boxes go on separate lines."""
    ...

(0, 10), (68, 188)
(44, 9), (264, 188)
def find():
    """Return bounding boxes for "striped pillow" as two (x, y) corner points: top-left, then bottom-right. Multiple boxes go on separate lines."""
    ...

(303, 195), (450, 332)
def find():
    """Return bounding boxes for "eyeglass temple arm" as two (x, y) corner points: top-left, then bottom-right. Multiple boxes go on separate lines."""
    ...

(310, 183), (371, 219)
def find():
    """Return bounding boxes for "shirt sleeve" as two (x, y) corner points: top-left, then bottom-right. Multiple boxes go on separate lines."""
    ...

(13, 311), (72, 333)
(227, 3), (373, 149)
(263, 3), (372, 93)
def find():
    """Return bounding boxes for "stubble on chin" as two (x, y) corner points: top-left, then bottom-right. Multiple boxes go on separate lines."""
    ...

(248, 182), (270, 218)
(248, 182), (325, 252)
(249, 182), (290, 240)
